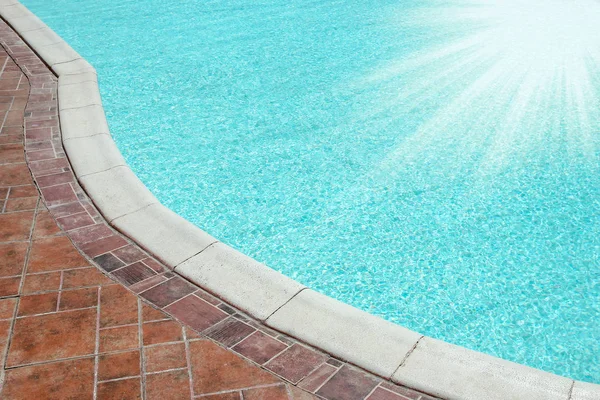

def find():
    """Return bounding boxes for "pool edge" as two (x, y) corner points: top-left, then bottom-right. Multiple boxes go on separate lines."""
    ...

(2, 1), (597, 398)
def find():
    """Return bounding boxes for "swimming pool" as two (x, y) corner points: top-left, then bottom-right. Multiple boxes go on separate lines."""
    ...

(20, 0), (600, 383)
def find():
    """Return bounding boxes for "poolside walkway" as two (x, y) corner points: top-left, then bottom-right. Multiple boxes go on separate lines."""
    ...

(0, 17), (436, 400)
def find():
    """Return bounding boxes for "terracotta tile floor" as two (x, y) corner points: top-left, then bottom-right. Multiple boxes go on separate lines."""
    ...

(0, 17), (438, 400)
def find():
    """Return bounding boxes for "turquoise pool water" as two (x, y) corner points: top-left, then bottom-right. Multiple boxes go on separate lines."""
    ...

(20, 0), (600, 382)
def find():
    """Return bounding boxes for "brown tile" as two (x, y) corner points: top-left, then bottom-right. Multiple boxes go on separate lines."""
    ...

(0, 357), (94, 400)
(112, 261), (156, 286)
(0, 210), (33, 241)
(59, 287), (98, 310)
(164, 293), (228, 332)
(39, 183), (77, 205)
(190, 339), (279, 394)
(8, 184), (37, 198)
(112, 244), (146, 264)
(5, 109), (24, 126)
(22, 271), (61, 293)
(142, 303), (169, 322)
(17, 292), (58, 316)
(27, 148), (54, 161)
(0, 319), (11, 352)
(326, 358), (344, 367)
(130, 274), (167, 293)
(185, 326), (203, 340)
(7, 308), (96, 366)
(288, 385), (319, 400)
(49, 201), (86, 218)
(145, 369), (191, 400)
(28, 236), (88, 272)
(80, 235), (128, 258)
(0, 297), (16, 319)
(145, 342), (187, 373)
(141, 277), (197, 308)
(4, 196), (37, 211)
(0, 276), (20, 297)
(205, 317), (255, 347)
(56, 211), (95, 230)
(35, 171), (72, 187)
(141, 257), (167, 273)
(0, 143), (24, 164)
(98, 350), (140, 381)
(299, 363), (338, 392)
(0, 134), (23, 144)
(243, 385), (290, 400)
(0, 163), (31, 186)
(99, 324), (139, 353)
(266, 344), (328, 384)
(143, 319), (183, 345)
(32, 210), (62, 238)
(93, 252), (125, 272)
(69, 223), (113, 244)
(379, 382), (429, 400)
(201, 393), (241, 400)
(194, 289), (221, 306)
(366, 387), (410, 400)
(100, 284), (138, 328)
(316, 365), (380, 400)
(62, 266), (112, 288)
(0, 241), (27, 277)
(97, 378), (142, 400)
(233, 331), (287, 365)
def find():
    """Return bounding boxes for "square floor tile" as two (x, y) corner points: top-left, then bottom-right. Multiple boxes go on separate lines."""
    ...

(28, 236), (88, 272)
(98, 350), (140, 381)
(6, 308), (96, 366)
(144, 342), (187, 373)
(0, 210), (33, 241)
(189, 339), (278, 394)
(1, 357), (94, 400)
(145, 369), (191, 400)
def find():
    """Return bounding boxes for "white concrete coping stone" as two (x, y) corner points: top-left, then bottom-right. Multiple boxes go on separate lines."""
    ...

(60, 104), (109, 140)
(571, 381), (600, 400)
(58, 80), (102, 110)
(4, 14), (44, 32)
(1, 3), (27, 18)
(0, 0), (19, 7)
(4, 2), (600, 397)
(266, 289), (422, 378)
(59, 71), (98, 86)
(112, 203), (217, 267)
(79, 166), (159, 223)
(392, 337), (573, 400)
(33, 40), (80, 67)
(176, 242), (306, 321)
(52, 58), (95, 76)
(20, 26), (62, 47)
(63, 134), (127, 178)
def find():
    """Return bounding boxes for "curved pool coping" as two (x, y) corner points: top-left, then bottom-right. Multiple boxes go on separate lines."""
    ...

(1, 1), (597, 398)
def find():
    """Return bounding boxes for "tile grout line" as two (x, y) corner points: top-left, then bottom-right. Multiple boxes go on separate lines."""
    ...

(182, 326), (195, 400)
(93, 286), (101, 400)
(2, 183), (40, 370)
(302, 362), (342, 395)
(55, 270), (64, 312)
(137, 297), (147, 400)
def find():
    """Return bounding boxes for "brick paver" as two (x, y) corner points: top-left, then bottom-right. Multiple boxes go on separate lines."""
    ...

(0, 16), (438, 400)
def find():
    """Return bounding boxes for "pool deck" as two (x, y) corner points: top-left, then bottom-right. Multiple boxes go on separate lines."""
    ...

(0, 13), (441, 400)
(0, 1), (599, 399)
